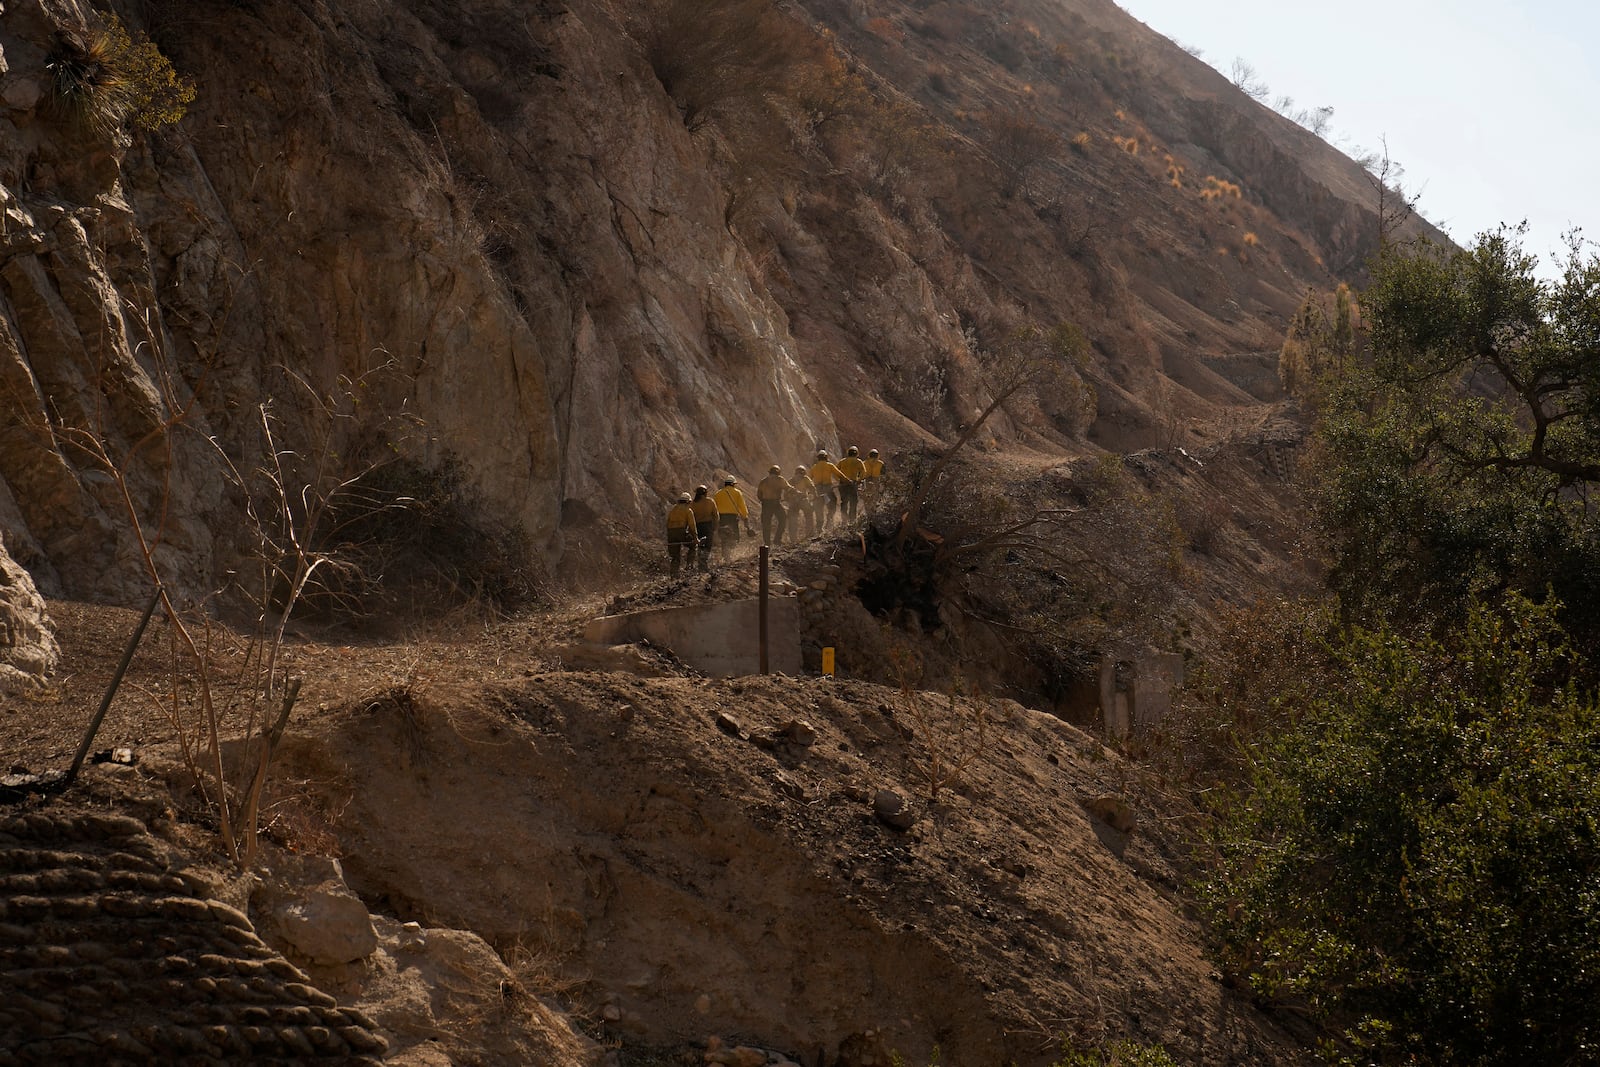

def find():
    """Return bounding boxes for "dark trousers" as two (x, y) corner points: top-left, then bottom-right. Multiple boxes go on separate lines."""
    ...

(817, 486), (836, 528)
(839, 481), (860, 522)
(717, 514), (741, 560)
(667, 530), (694, 577)
(760, 500), (786, 544)
(694, 521), (715, 571)
(788, 498), (812, 539)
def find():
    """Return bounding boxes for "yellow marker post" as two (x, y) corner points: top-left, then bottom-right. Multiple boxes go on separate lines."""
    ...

(821, 646), (835, 679)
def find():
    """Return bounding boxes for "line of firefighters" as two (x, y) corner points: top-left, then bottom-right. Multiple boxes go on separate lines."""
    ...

(664, 446), (886, 577)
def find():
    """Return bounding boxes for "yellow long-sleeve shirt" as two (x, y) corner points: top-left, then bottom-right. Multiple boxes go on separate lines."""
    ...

(838, 456), (866, 481)
(690, 497), (719, 524)
(809, 460), (845, 486)
(666, 502), (697, 530)
(863, 457), (885, 479)
(713, 486), (749, 518)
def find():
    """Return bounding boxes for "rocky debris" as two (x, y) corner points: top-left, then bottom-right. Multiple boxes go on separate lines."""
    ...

(255, 862), (379, 968)
(1087, 794), (1138, 834)
(554, 641), (675, 676)
(356, 915), (602, 1065)
(770, 771), (807, 802)
(873, 788), (916, 831)
(261, 666), (1308, 1064)
(752, 717), (819, 759)
(776, 719), (817, 747)
(716, 712), (748, 739)
(270, 889), (379, 972)
(703, 1036), (800, 1066)
(0, 807), (386, 1064)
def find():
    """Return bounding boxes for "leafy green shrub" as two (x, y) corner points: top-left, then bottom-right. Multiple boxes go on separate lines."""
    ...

(104, 14), (196, 130)
(1201, 595), (1600, 1064)
(1053, 1039), (1178, 1067)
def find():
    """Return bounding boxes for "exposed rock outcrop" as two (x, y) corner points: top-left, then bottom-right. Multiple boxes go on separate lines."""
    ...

(0, 536), (56, 692)
(0, 0), (1439, 615)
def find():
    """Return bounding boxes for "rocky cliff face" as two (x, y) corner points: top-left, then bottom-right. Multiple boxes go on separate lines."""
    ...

(0, 0), (1431, 637)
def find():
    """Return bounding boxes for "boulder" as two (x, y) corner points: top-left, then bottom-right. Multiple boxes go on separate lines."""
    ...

(254, 855), (377, 968)
(0, 536), (56, 694)
(273, 887), (379, 966)
(873, 788), (916, 831)
(1087, 794), (1137, 834)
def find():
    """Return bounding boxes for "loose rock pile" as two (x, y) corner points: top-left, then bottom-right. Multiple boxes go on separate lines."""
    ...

(0, 808), (387, 1064)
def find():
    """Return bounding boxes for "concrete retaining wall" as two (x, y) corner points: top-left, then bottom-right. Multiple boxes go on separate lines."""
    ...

(1099, 649), (1185, 737)
(583, 597), (803, 678)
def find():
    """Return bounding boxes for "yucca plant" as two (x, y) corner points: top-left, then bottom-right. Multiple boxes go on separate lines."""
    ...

(45, 28), (128, 134)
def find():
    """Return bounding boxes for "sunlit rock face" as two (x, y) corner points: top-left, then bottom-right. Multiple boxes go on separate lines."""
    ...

(0, 0), (1426, 604)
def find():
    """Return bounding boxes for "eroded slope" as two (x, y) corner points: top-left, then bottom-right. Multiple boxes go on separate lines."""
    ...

(275, 671), (1312, 1064)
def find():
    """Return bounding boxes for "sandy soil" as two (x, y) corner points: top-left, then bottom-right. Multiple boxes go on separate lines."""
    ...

(3, 585), (1316, 1067)
(1, 426), (1325, 1065)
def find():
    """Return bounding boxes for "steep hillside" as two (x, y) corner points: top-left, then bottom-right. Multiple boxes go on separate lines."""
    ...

(0, 3), (1459, 1061)
(0, 0), (1435, 629)
(4, 596), (1318, 1065)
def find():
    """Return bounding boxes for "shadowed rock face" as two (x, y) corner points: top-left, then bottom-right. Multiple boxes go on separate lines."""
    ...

(0, 0), (1433, 606)
(0, 0), (835, 604)
(0, 808), (388, 1064)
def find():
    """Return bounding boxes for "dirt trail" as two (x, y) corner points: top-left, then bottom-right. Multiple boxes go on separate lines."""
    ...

(1, 490), (1320, 1064)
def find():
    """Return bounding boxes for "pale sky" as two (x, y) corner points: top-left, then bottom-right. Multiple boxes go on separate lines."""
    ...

(1114, 0), (1599, 275)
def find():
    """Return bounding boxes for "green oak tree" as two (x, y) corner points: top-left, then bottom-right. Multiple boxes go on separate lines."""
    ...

(1314, 226), (1600, 648)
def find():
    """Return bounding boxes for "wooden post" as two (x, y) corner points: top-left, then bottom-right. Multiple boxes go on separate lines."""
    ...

(67, 584), (161, 786)
(758, 545), (769, 675)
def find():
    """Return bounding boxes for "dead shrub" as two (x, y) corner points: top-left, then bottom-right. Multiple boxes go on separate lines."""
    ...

(890, 647), (994, 803)
(1144, 597), (1337, 791)
(330, 455), (547, 614)
(1181, 496), (1230, 555)
(861, 450), (1185, 713)
(633, 0), (823, 130)
(978, 106), (1063, 198)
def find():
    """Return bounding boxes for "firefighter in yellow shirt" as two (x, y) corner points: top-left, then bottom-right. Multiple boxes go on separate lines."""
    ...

(837, 445), (867, 523)
(808, 450), (845, 530)
(665, 492), (698, 578)
(756, 465), (789, 545)
(712, 476), (751, 561)
(689, 485), (719, 572)
(862, 448), (886, 514)
(788, 466), (816, 539)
